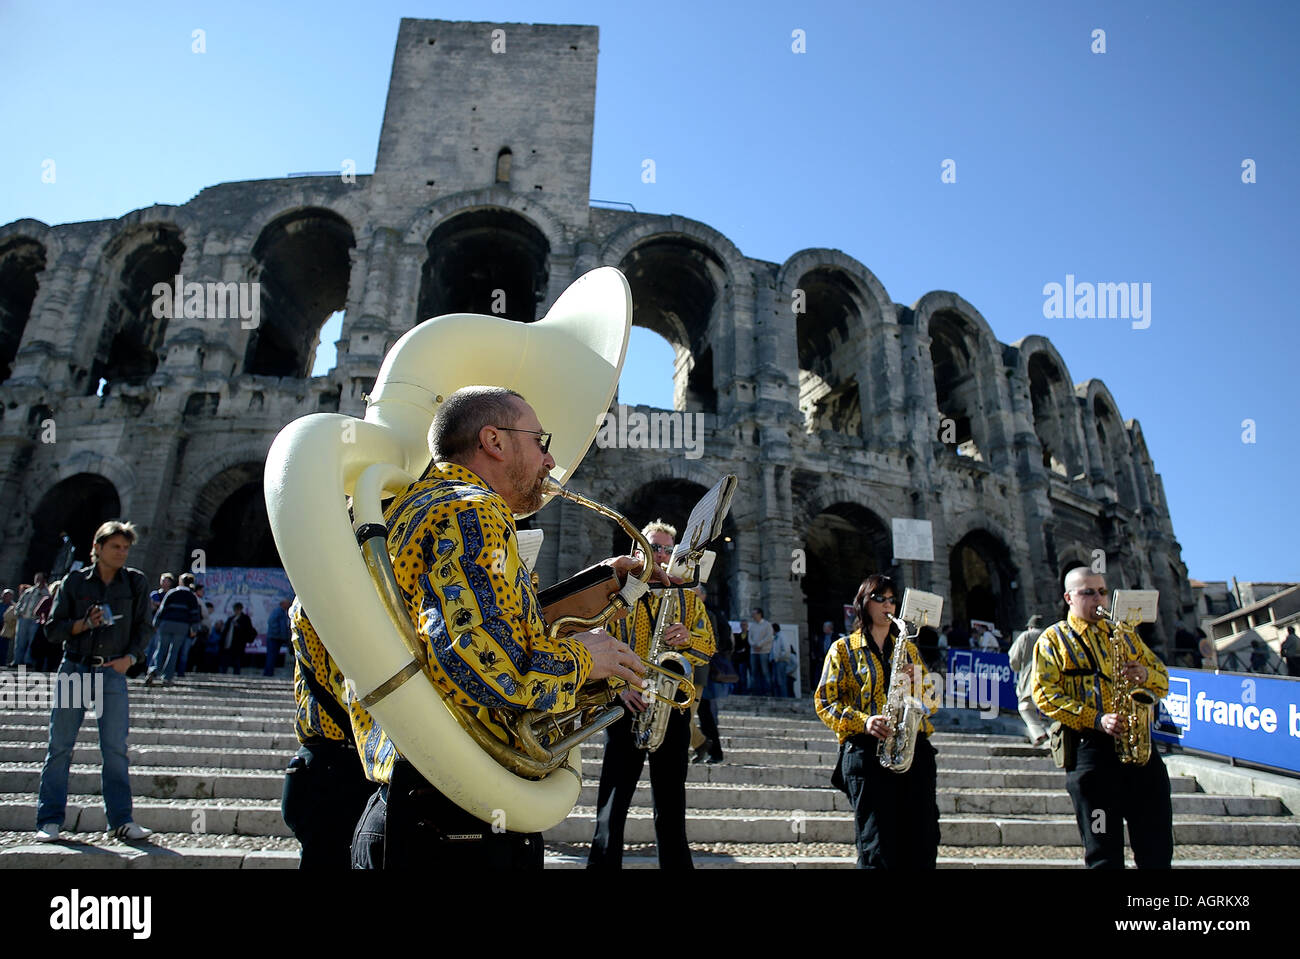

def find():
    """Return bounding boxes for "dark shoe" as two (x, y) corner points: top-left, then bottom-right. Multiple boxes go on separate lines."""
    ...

(691, 740), (712, 764)
(705, 752), (724, 765)
(143, 673), (156, 686)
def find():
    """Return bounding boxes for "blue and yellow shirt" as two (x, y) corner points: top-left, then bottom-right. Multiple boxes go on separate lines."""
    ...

(609, 587), (716, 671)
(815, 629), (936, 743)
(348, 461), (596, 784)
(1032, 612), (1169, 732)
(290, 599), (354, 746)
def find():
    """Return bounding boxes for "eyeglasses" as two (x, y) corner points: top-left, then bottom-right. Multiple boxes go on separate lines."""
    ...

(869, 593), (896, 604)
(1070, 587), (1109, 597)
(651, 544), (673, 554)
(496, 427), (552, 454)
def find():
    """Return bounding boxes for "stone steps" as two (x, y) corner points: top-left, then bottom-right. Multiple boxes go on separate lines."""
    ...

(1, 671), (1295, 868)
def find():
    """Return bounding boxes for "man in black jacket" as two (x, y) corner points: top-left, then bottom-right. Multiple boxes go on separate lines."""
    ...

(36, 520), (153, 843)
(145, 572), (203, 686)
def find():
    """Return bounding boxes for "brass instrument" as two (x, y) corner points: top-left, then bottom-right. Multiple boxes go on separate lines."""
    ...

(630, 585), (696, 752)
(1096, 606), (1155, 765)
(878, 611), (925, 773)
(264, 267), (641, 833)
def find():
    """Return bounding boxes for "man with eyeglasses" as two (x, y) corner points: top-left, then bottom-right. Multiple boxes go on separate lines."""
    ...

(588, 519), (716, 869)
(347, 385), (647, 869)
(1032, 567), (1171, 869)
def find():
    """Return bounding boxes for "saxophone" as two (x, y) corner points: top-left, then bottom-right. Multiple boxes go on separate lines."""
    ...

(630, 587), (695, 752)
(878, 613), (925, 774)
(1097, 607), (1155, 765)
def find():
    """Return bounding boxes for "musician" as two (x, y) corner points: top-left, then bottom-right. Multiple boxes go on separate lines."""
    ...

(1032, 568), (1172, 869)
(347, 386), (645, 869)
(587, 520), (716, 870)
(280, 599), (374, 869)
(815, 574), (939, 869)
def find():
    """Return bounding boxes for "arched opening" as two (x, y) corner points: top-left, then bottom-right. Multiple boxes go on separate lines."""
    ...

(929, 311), (984, 460)
(802, 503), (892, 641)
(614, 478), (735, 617)
(619, 238), (724, 413)
(0, 238), (47, 383)
(91, 225), (185, 394)
(795, 268), (863, 436)
(619, 326), (676, 409)
(244, 209), (355, 378)
(416, 209), (550, 324)
(1028, 352), (1081, 477)
(949, 530), (1018, 636)
(1093, 397), (1137, 507)
(188, 464), (281, 567)
(495, 147), (512, 184)
(22, 474), (121, 580)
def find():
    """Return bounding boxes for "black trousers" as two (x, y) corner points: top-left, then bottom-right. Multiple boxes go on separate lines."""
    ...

(840, 734), (940, 869)
(280, 740), (375, 870)
(350, 760), (543, 869)
(588, 705), (692, 869)
(1065, 730), (1172, 869)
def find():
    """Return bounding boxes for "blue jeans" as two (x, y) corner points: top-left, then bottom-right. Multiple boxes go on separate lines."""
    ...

(13, 618), (38, 666)
(154, 622), (191, 681)
(264, 636), (285, 676)
(36, 659), (133, 830)
(771, 660), (789, 698)
(751, 652), (772, 696)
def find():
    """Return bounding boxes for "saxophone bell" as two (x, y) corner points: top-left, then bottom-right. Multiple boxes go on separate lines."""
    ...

(1096, 606), (1155, 765)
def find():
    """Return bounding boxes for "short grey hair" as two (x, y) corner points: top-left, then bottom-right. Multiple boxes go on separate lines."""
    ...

(428, 386), (526, 462)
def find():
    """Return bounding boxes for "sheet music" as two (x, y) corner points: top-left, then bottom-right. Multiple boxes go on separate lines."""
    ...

(516, 529), (545, 572)
(667, 474), (737, 579)
(1109, 589), (1159, 624)
(899, 588), (943, 629)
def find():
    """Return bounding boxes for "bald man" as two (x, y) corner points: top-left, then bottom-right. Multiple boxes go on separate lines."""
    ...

(1032, 568), (1171, 869)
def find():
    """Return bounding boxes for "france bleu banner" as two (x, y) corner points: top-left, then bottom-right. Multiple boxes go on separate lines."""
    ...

(947, 649), (1018, 711)
(1153, 668), (1300, 773)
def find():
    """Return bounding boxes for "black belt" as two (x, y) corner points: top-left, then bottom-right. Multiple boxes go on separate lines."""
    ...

(64, 652), (117, 667)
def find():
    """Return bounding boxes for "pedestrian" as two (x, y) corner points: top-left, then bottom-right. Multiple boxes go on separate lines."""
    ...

(220, 603), (255, 673)
(143, 572), (175, 673)
(12, 573), (50, 667)
(1007, 614), (1047, 745)
(0, 588), (16, 664)
(265, 598), (291, 676)
(1282, 626), (1300, 677)
(145, 573), (202, 685)
(35, 520), (153, 843)
(748, 608), (775, 696)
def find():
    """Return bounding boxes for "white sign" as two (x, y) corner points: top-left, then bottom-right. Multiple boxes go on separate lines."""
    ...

(891, 518), (934, 562)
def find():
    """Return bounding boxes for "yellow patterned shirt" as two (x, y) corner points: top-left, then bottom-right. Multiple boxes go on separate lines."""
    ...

(609, 587), (716, 672)
(347, 461), (595, 785)
(1032, 612), (1169, 733)
(815, 629), (935, 743)
(290, 599), (356, 747)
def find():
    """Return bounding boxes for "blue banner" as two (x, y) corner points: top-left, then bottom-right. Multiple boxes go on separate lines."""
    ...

(1152, 668), (1300, 773)
(202, 567), (292, 655)
(947, 649), (1018, 711)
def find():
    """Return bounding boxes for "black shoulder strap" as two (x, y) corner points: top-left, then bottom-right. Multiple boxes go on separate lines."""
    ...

(1061, 620), (1109, 683)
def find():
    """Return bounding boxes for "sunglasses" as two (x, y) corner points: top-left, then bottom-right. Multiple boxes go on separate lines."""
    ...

(869, 593), (896, 604)
(1070, 587), (1109, 597)
(650, 544), (673, 553)
(496, 427), (552, 454)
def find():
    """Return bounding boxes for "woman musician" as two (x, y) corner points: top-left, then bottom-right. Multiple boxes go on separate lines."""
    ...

(815, 574), (941, 869)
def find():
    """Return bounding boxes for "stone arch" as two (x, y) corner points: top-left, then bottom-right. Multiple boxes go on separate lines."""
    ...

(82, 221), (187, 394)
(914, 292), (1002, 462)
(21, 473), (122, 580)
(186, 461), (280, 568)
(228, 193), (371, 253)
(402, 189), (569, 264)
(778, 251), (889, 436)
(948, 526), (1020, 635)
(414, 206), (552, 325)
(801, 500), (893, 626)
(1081, 379), (1138, 508)
(243, 207), (358, 377)
(0, 236), (48, 383)
(1018, 335), (1085, 478)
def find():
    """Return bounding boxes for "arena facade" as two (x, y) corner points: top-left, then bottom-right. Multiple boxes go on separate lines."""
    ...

(0, 19), (1194, 679)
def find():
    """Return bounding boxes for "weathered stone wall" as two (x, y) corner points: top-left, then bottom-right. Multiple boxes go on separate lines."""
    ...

(0, 18), (1193, 677)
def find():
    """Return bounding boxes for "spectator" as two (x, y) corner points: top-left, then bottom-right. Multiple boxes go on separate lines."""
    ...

(143, 573), (175, 673)
(146, 573), (202, 686)
(732, 623), (750, 694)
(220, 603), (256, 674)
(1, 587), (16, 664)
(1007, 614), (1047, 745)
(13, 573), (50, 667)
(1282, 626), (1300, 677)
(265, 598), (291, 676)
(771, 622), (796, 698)
(749, 608), (775, 696)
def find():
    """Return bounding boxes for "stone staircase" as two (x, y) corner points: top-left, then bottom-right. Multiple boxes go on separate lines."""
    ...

(1, 669), (1297, 868)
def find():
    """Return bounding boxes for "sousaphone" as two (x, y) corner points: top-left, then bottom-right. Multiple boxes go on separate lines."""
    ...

(264, 267), (632, 833)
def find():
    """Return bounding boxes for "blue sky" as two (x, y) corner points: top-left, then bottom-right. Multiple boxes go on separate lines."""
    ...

(2, 0), (1296, 584)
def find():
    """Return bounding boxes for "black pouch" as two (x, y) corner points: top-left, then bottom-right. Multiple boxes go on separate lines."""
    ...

(1048, 721), (1077, 770)
(830, 741), (849, 795)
